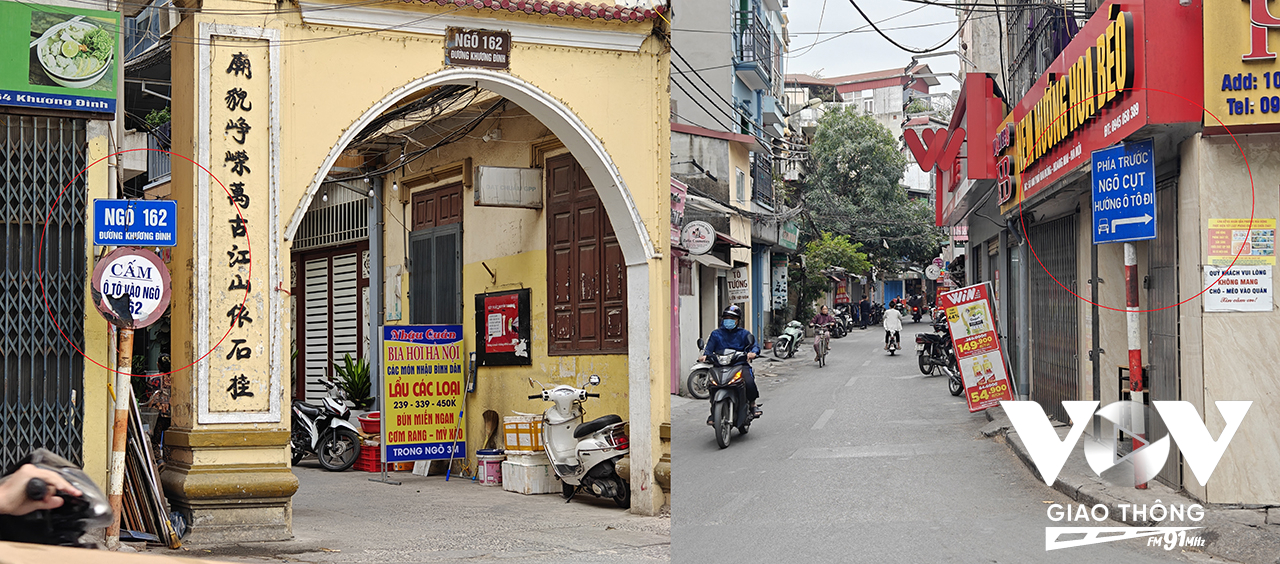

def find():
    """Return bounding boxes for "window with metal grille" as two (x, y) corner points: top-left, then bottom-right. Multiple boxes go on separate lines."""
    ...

(547, 154), (627, 354)
(408, 183), (463, 325)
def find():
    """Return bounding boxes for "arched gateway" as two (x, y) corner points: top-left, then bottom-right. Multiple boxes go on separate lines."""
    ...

(162, 2), (671, 541)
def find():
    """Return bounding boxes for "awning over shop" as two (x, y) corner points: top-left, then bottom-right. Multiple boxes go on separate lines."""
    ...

(691, 253), (732, 270)
(716, 232), (749, 248)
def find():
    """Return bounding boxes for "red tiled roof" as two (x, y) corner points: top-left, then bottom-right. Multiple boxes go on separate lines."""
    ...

(788, 65), (929, 87)
(411, 0), (668, 22)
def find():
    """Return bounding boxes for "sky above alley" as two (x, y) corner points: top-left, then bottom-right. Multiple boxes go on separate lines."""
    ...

(780, 1), (962, 93)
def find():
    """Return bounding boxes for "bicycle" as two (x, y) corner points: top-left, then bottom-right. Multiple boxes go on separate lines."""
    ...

(812, 323), (832, 367)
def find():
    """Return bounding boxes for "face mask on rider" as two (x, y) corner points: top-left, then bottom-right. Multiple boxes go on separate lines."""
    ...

(722, 319), (737, 330)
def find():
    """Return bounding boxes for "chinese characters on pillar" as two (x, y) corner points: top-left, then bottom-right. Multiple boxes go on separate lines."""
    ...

(209, 42), (271, 412)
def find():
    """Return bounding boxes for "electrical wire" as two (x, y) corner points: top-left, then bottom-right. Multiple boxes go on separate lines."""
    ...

(844, 0), (971, 55)
(17, 0), (467, 51)
(787, 0), (829, 59)
(899, 0), (1091, 13)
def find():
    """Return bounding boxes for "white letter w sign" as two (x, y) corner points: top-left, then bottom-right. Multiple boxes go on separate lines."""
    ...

(1002, 401), (1251, 487)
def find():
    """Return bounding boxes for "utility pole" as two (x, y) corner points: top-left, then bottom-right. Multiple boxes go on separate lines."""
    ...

(105, 0), (129, 547)
(1125, 242), (1147, 489)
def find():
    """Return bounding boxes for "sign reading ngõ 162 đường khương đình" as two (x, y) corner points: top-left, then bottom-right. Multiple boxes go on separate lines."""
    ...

(382, 325), (466, 463)
(939, 282), (1013, 413)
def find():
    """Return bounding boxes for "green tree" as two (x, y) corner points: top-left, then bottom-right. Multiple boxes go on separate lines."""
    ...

(789, 232), (870, 322)
(792, 105), (945, 276)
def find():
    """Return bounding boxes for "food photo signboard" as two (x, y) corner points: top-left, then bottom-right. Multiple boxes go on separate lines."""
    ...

(0, 1), (118, 115)
(382, 325), (466, 463)
(939, 282), (1013, 413)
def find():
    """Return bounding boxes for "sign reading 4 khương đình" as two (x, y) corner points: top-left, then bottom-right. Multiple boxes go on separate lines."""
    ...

(382, 325), (466, 463)
(939, 282), (1013, 413)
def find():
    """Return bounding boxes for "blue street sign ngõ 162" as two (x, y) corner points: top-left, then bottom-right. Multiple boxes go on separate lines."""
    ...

(92, 199), (178, 247)
(1091, 139), (1156, 244)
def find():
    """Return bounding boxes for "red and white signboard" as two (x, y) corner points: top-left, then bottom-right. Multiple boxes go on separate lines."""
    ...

(939, 282), (1013, 413)
(834, 280), (850, 304)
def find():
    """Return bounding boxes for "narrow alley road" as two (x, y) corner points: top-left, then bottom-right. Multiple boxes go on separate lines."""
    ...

(671, 319), (1223, 563)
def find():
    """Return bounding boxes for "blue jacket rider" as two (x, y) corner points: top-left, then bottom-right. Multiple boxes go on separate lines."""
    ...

(700, 305), (761, 424)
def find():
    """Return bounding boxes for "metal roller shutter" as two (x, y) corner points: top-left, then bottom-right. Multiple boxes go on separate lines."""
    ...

(1028, 214), (1079, 423)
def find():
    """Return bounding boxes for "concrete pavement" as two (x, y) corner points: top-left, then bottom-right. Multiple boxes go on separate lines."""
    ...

(150, 463), (668, 563)
(672, 321), (1237, 563)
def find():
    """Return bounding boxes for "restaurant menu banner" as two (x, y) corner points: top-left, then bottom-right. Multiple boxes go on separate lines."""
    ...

(0, 1), (118, 115)
(939, 282), (1013, 413)
(382, 325), (465, 462)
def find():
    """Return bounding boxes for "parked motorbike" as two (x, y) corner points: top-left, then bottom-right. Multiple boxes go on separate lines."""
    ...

(833, 304), (854, 337)
(830, 316), (847, 339)
(946, 362), (964, 396)
(0, 449), (113, 547)
(291, 380), (362, 471)
(703, 343), (760, 449)
(772, 320), (805, 360)
(915, 320), (956, 376)
(687, 355), (713, 400)
(870, 303), (885, 326)
(530, 375), (630, 508)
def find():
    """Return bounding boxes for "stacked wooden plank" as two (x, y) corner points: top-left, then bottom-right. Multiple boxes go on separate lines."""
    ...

(119, 389), (181, 548)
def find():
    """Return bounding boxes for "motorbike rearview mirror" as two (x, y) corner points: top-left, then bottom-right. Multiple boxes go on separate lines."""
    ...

(697, 337), (704, 350)
(588, 374), (600, 386)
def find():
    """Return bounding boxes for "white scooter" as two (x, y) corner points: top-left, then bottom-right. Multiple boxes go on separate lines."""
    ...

(290, 380), (362, 471)
(529, 375), (630, 508)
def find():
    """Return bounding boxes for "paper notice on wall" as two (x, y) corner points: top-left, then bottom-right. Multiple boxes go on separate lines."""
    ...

(385, 265), (402, 321)
(1207, 218), (1275, 266)
(1203, 265), (1273, 312)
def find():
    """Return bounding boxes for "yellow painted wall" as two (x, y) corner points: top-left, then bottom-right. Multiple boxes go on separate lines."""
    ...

(167, 0), (669, 512)
(460, 255), (629, 459)
(380, 114), (630, 464)
(81, 126), (112, 488)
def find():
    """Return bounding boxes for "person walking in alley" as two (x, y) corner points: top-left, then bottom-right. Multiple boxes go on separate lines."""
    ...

(858, 295), (871, 329)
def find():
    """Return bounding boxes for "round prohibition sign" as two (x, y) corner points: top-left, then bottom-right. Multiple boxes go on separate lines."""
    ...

(38, 147), (252, 377)
(91, 247), (172, 329)
(1019, 86), (1257, 313)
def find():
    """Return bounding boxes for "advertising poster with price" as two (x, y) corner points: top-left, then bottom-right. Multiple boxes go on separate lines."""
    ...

(939, 282), (1013, 413)
(382, 325), (466, 463)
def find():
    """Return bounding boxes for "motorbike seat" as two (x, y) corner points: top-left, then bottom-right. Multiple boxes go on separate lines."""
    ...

(293, 401), (322, 417)
(574, 414), (622, 439)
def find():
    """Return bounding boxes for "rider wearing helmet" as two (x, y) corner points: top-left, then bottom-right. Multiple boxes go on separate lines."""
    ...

(699, 305), (761, 423)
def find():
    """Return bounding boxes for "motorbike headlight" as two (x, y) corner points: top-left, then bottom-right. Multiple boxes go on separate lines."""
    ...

(727, 369), (744, 385)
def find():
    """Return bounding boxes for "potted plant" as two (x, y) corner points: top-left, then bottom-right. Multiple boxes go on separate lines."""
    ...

(333, 353), (374, 410)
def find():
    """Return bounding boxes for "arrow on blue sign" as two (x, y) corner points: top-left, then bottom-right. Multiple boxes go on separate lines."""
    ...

(1091, 139), (1156, 244)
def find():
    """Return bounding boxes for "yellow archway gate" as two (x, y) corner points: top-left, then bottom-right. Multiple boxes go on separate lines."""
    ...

(164, 0), (670, 540)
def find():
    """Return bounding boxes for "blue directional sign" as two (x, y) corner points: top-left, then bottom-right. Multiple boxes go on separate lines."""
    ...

(1091, 139), (1156, 244)
(92, 199), (178, 247)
